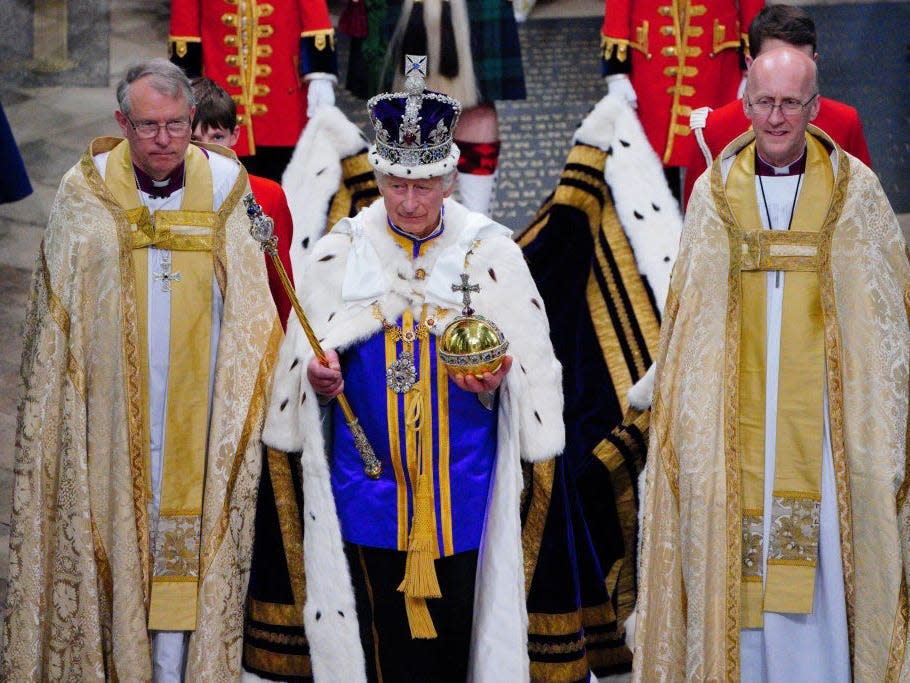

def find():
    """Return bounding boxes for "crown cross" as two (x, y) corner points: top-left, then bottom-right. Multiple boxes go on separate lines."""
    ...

(452, 272), (480, 314)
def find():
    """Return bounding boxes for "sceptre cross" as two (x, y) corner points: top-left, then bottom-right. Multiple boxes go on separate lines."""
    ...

(452, 272), (480, 315)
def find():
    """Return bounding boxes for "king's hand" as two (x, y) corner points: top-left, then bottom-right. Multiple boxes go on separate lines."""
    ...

(449, 354), (513, 394)
(308, 349), (345, 398)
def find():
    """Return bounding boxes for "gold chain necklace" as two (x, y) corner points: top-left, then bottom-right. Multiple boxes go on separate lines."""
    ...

(373, 305), (447, 393)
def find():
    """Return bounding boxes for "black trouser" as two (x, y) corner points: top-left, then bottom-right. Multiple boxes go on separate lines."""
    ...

(344, 543), (479, 683)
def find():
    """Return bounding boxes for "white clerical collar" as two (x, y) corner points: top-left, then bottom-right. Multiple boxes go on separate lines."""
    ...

(134, 161), (186, 198)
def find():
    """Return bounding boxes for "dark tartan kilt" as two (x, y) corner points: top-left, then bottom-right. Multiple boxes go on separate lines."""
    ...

(466, 0), (526, 102)
(379, 0), (526, 103)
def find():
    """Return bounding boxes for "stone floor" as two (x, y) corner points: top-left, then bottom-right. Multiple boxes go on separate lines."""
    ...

(1, 0), (908, 649)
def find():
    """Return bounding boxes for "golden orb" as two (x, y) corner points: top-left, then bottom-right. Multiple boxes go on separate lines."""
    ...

(438, 314), (509, 378)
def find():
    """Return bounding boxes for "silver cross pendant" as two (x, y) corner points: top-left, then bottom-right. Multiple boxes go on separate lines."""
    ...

(153, 255), (181, 293)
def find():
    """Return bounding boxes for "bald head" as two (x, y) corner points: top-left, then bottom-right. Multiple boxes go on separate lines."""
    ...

(744, 47), (820, 167)
(747, 47), (818, 99)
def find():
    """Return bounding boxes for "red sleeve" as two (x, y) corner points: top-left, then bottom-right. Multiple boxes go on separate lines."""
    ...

(168, 0), (202, 72)
(601, 0), (631, 41)
(168, 0), (201, 41)
(815, 98), (874, 169)
(250, 175), (295, 329)
(298, 0), (334, 34)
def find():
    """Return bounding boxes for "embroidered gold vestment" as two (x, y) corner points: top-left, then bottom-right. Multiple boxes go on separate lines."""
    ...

(632, 127), (910, 681)
(2, 137), (281, 680)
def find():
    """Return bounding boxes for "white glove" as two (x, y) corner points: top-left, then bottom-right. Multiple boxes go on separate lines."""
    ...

(306, 74), (336, 119)
(736, 75), (747, 99)
(605, 73), (638, 109)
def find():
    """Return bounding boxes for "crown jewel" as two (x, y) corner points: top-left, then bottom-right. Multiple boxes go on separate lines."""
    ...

(367, 55), (462, 178)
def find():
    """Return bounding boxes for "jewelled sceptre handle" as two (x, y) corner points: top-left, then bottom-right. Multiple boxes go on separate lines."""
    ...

(244, 194), (381, 479)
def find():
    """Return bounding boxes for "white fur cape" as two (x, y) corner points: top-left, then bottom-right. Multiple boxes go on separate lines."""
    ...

(575, 93), (684, 415)
(574, 93), (682, 323)
(281, 105), (371, 280)
(261, 197), (564, 682)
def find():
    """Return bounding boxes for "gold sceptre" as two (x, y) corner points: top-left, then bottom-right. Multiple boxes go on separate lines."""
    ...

(244, 193), (382, 479)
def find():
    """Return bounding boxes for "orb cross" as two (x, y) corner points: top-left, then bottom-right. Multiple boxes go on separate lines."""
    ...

(452, 272), (480, 314)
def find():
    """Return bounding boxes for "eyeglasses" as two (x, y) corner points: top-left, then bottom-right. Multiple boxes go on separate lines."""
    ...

(746, 93), (818, 117)
(126, 117), (192, 139)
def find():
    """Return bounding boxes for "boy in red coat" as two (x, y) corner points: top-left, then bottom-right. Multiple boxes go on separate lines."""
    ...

(191, 76), (296, 327)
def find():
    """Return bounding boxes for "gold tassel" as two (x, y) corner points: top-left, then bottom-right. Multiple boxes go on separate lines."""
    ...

(398, 471), (441, 638)
(398, 363), (442, 638)
(398, 473), (442, 598)
(404, 596), (438, 639)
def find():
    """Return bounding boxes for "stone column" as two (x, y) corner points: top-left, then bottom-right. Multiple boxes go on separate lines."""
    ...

(0, 0), (110, 88)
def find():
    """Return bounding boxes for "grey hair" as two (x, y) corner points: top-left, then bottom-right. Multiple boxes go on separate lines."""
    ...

(375, 169), (458, 192)
(116, 58), (195, 116)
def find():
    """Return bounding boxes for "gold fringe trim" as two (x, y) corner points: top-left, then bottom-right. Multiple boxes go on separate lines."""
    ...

(397, 310), (441, 638)
(398, 481), (442, 599)
(712, 150), (744, 681)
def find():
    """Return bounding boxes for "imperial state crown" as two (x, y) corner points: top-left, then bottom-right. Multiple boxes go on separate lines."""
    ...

(367, 54), (462, 179)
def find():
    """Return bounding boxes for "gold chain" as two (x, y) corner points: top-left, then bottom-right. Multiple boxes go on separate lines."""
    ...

(373, 304), (448, 342)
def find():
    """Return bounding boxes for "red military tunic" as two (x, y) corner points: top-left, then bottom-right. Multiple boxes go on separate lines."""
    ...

(681, 95), (872, 207)
(169, 0), (335, 157)
(601, 0), (764, 166)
